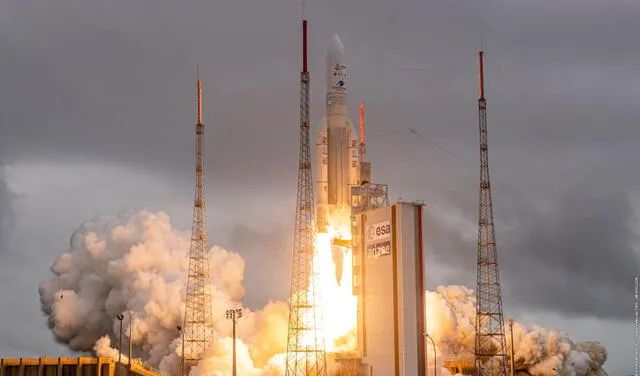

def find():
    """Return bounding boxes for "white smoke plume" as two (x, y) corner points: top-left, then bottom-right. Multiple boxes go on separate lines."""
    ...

(38, 210), (288, 376)
(38, 210), (608, 376)
(425, 286), (609, 376)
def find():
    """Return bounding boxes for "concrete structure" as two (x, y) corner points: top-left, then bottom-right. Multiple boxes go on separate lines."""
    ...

(0, 357), (161, 376)
(351, 202), (426, 376)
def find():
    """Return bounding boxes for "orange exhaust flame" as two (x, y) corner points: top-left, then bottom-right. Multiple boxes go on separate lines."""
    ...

(315, 209), (358, 353)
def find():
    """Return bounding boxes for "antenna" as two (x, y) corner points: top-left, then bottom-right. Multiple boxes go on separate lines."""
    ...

(302, 19), (308, 73)
(197, 78), (203, 125)
(478, 51), (485, 100)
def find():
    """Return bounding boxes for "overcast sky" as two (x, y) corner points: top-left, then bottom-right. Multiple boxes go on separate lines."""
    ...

(0, 0), (638, 373)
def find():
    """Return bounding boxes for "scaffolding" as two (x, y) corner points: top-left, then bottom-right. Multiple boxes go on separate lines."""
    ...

(350, 183), (389, 215)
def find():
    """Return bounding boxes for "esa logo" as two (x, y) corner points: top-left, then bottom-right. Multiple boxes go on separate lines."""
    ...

(366, 220), (391, 242)
(375, 224), (391, 236)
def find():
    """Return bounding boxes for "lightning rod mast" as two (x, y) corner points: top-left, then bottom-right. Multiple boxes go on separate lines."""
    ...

(183, 76), (214, 367)
(285, 19), (328, 376)
(474, 51), (509, 376)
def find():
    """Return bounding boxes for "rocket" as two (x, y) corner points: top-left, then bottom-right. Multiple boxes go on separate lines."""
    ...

(315, 35), (360, 286)
(315, 35), (359, 234)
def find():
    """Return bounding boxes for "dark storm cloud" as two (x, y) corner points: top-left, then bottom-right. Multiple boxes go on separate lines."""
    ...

(420, 162), (640, 320)
(504, 173), (639, 318)
(1, 0), (639, 191)
(0, 0), (303, 189)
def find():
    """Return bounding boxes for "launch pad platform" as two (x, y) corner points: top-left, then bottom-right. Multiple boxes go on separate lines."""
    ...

(0, 357), (161, 376)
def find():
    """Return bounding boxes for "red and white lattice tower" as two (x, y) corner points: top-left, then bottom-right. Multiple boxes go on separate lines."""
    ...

(474, 50), (509, 376)
(183, 78), (214, 366)
(285, 19), (328, 376)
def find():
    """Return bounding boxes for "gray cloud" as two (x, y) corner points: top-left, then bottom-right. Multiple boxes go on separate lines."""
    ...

(422, 164), (640, 321)
(0, 167), (16, 254)
(504, 171), (639, 319)
(1, 0), (639, 373)
(0, 1), (302, 189)
(225, 223), (293, 308)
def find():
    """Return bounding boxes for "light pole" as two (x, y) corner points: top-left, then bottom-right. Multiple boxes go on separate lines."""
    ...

(226, 308), (243, 376)
(424, 333), (436, 376)
(128, 311), (134, 375)
(177, 325), (185, 376)
(508, 318), (515, 376)
(116, 314), (125, 368)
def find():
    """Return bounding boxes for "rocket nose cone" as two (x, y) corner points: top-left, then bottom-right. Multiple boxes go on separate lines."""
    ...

(327, 34), (344, 64)
(327, 34), (346, 92)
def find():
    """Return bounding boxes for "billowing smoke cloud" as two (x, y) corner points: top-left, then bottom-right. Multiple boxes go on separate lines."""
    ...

(38, 210), (288, 375)
(38, 210), (608, 376)
(426, 286), (608, 376)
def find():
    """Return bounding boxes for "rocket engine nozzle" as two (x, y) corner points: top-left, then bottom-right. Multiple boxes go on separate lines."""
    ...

(331, 238), (351, 286)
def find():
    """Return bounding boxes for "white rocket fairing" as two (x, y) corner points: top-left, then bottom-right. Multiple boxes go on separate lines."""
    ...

(315, 35), (359, 233)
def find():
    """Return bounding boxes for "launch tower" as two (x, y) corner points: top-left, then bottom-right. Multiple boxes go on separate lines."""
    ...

(285, 19), (328, 376)
(474, 51), (508, 376)
(183, 78), (214, 365)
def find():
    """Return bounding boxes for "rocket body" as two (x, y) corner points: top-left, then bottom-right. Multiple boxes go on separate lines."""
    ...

(315, 35), (359, 232)
(326, 35), (350, 209)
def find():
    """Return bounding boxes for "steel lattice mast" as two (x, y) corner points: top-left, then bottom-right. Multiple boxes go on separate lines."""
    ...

(183, 78), (214, 366)
(285, 19), (327, 376)
(474, 51), (508, 376)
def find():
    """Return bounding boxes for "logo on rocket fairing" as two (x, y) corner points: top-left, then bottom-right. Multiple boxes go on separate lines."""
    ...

(332, 63), (347, 92)
(332, 80), (346, 92)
